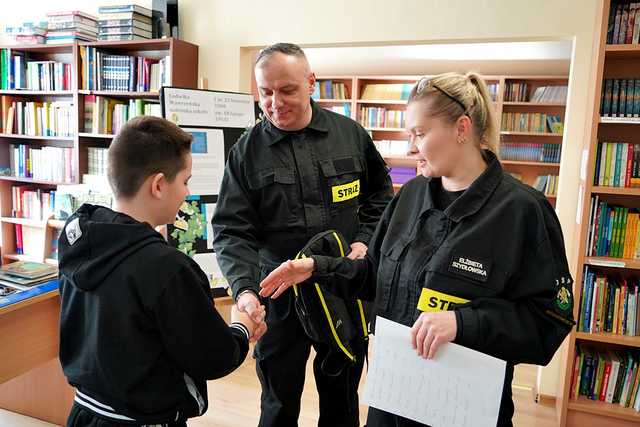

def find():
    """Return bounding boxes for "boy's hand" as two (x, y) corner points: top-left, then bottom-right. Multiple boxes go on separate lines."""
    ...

(231, 304), (267, 342)
(236, 291), (265, 324)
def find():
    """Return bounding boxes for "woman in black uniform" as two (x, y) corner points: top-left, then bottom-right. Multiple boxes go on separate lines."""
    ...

(259, 72), (575, 427)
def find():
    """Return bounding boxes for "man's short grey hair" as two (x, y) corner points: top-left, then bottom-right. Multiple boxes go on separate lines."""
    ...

(255, 43), (307, 66)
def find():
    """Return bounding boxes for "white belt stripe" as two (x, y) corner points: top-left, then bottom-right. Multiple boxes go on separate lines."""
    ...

(75, 395), (136, 421)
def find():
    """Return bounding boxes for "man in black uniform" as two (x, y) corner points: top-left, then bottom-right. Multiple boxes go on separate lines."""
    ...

(212, 43), (393, 426)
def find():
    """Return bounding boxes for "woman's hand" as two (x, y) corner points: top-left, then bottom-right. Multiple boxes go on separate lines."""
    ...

(259, 258), (315, 298)
(410, 311), (457, 359)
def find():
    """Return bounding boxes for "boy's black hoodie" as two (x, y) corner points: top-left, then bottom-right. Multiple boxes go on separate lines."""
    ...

(59, 204), (249, 424)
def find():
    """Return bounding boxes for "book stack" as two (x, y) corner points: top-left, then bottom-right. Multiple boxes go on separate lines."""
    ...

(98, 4), (153, 41)
(578, 266), (640, 336)
(3, 21), (48, 45)
(570, 344), (640, 410)
(9, 144), (75, 183)
(593, 141), (640, 188)
(0, 261), (58, 290)
(389, 167), (417, 185)
(46, 11), (98, 43)
(323, 104), (351, 117)
(499, 143), (562, 163)
(585, 196), (640, 259)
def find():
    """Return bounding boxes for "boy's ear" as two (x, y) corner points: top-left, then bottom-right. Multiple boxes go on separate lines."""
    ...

(149, 172), (166, 200)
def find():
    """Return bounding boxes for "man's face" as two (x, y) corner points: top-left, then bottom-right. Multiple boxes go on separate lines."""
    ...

(255, 53), (315, 131)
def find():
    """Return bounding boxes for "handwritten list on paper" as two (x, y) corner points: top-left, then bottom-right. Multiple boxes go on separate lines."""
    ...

(362, 317), (506, 427)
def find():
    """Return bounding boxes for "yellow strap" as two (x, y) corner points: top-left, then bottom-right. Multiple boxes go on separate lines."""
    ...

(332, 231), (368, 339)
(314, 282), (355, 361)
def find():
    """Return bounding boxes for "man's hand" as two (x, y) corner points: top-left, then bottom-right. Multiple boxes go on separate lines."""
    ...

(259, 258), (314, 299)
(347, 242), (367, 260)
(410, 311), (457, 359)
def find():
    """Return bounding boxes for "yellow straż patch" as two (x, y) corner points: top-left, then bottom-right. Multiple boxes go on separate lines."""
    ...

(332, 179), (360, 203)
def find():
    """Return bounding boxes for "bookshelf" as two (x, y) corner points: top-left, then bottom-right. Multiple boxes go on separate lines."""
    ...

(558, 1), (640, 426)
(0, 38), (198, 265)
(309, 74), (567, 198)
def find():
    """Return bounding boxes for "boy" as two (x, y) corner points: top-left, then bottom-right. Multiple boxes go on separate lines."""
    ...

(58, 116), (266, 426)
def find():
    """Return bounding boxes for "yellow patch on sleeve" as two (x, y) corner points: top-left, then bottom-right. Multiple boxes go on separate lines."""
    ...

(417, 288), (470, 312)
(332, 179), (360, 203)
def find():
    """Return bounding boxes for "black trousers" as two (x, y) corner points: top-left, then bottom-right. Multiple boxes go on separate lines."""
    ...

(66, 402), (187, 427)
(255, 291), (366, 427)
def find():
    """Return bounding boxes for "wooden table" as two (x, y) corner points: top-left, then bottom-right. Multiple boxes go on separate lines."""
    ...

(0, 281), (74, 425)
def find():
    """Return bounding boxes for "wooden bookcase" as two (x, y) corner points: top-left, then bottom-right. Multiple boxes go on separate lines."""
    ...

(313, 74), (567, 199)
(558, 1), (640, 426)
(0, 38), (198, 266)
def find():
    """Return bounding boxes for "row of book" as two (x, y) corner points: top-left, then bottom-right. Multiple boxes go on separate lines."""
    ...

(87, 147), (108, 176)
(577, 266), (640, 335)
(570, 344), (640, 411)
(8, 144), (75, 184)
(2, 100), (75, 137)
(312, 81), (348, 99)
(11, 186), (55, 221)
(593, 142), (640, 188)
(360, 83), (413, 101)
(599, 79), (640, 118)
(80, 46), (171, 92)
(607, 2), (640, 45)
(530, 85), (568, 103)
(501, 112), (563, 134)
(585, 196), (640, 259)
(0, 50), (72, 91)
(499, 142), (562, 163)
(321, 103), (351, 117)
(84, 96), (161, 135)
(359, 107), (405, 129)
(533, 174), (559, 197)
(504, 82), (530, 102)
(374, 139), (410, 157)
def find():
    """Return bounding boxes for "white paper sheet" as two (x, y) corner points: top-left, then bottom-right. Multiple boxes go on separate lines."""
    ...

(184, 128), (225, 196)
(362, 316), (506, 427)
(193, 252), (229, 290)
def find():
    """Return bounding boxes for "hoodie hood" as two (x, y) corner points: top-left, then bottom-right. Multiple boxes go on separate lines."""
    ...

(59, 204), (166, 291)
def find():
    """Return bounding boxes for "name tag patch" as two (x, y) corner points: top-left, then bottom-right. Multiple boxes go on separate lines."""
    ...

(332, 179), (360, 203)
(417, 288), (470, 313)
(448, 253), (491, 282)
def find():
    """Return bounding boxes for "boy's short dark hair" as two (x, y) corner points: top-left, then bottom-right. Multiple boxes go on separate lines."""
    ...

(108, 116), (192, 199)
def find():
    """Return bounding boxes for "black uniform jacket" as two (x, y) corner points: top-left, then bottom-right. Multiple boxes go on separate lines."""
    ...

(311, 151), (575, 423)
(213, 100), (393, 301)
(58, 204), (249, 424)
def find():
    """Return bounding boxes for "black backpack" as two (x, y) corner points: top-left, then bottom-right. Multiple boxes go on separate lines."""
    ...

(292, 230), (369, 376)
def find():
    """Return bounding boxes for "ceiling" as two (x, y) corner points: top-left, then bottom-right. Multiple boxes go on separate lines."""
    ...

(301, 41), (573, 76)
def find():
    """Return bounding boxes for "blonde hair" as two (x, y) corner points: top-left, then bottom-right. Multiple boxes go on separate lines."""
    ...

(408, 72), (499, 158)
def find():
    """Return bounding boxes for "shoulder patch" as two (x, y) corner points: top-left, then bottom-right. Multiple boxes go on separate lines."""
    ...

(65, 217), (82, 246)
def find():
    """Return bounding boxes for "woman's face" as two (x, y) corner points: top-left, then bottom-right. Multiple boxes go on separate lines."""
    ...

(406, 100), (461, 178)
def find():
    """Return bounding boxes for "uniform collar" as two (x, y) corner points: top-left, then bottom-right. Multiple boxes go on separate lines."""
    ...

(264, 99), (329, 146)
(424, 150), (503, 222)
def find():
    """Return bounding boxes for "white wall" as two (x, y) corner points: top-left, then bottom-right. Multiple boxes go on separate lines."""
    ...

(1, 0), (603, 401)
